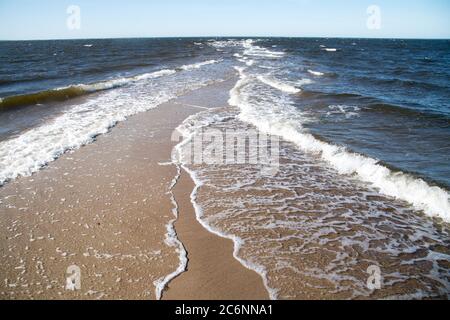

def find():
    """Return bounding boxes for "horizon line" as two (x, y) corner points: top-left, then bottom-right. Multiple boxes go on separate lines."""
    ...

(1, 35), (449, 42)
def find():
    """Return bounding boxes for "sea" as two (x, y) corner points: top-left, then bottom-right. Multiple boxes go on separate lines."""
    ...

(0, 38), (449, 299)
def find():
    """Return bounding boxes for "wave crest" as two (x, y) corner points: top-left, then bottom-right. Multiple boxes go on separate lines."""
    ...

(256, 75), (301, 94)
(230, 66), (450, 222)
(0, 60), (221, 110)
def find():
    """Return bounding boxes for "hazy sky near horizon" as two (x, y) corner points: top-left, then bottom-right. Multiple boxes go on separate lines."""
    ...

(0, 0), (449, 40)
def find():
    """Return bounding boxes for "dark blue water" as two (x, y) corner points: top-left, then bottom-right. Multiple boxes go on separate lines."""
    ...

(260, 38), (450, 188)
(0, 38), (219, 97)
(0, 38), (449, 188)
(0, 38), (224, 139)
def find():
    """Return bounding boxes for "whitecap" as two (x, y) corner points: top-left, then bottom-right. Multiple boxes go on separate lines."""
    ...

(308, 69), (324, 76)
(256, 75), (301, 94)
(180, 59), (221, 71)
(229, 66), (450, 222)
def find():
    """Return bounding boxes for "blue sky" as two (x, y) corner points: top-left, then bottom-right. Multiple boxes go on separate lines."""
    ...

(0, 0), (449, 40)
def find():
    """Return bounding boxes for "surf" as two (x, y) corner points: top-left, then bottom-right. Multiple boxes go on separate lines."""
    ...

(0, 59), (226, 186)
(256, 75), (301, 94)
(0, 60), (220, 111)
(229, 66), (450, 223)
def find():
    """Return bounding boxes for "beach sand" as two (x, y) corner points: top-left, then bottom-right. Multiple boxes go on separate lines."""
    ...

(0, 80), (268, 300)
(162, 170), (268, 300)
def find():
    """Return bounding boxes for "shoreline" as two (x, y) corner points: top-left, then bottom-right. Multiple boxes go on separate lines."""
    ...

(162, 79), (269, 300)
(2, 69), (448, 300)
(0, 79), (269, 300)
(163, 169), (268, 300)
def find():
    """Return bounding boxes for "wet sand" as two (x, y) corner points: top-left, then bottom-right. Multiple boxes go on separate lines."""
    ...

(163, 162), (268, 301)
(0, 80), (268, 300)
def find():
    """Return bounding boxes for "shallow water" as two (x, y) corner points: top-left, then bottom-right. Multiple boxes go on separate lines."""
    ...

(1, 38), (449, 299)
(176, 106), (449, 299)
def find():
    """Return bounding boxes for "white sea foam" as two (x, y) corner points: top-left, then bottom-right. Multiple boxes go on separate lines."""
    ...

(76, 79), (130, 92)
(229, 66), (450, 222)
(180, 59), (221, 71)
(296, 78), (314, 86)
(151, 38), (449, 300)
(172, 113), (279, 299)
(173, 106), (450, 300)
(0, 95), (165, 186)
(327, 105), (361, 118)
(134, 69), (177, 81)
(64, 69), (177, 93)
(245, 59), (255, 66)
(259, 65), (276, 70)
(208, 39), (244, 49)
(184, 164), (278, 300)
(256, 75), (301, 94)
(307, 69), (324, 76)
(154, 164), (187, 300)
(237, 57), (254, 67)
(0, 62), (224, 186)
(243, 39), (285, 59)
